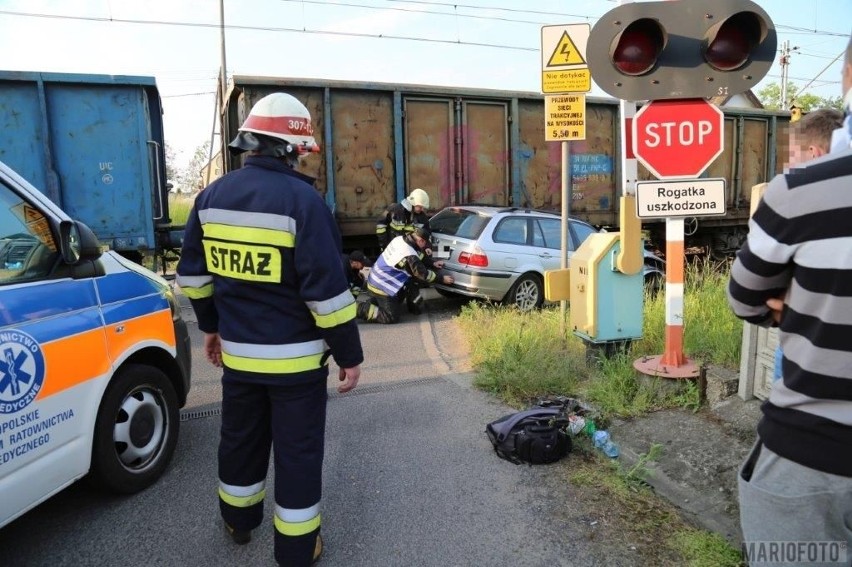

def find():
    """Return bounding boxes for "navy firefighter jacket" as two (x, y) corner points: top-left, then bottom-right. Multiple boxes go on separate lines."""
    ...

(176, 155), (364, 383)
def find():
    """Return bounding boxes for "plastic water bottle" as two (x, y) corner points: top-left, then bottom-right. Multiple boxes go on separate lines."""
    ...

(602, 439), (620, 458)
(773, 345), (783, 382)
(593, 430), (620, 458)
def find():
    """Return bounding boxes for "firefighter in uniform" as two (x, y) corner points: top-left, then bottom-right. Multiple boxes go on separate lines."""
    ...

(376, 188), (432, 311)
(356, 227), (453, 324)
(176, 92), (363, 567)
(375, 187), (431, 250)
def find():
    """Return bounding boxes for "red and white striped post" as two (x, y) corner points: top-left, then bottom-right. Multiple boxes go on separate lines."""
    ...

(661, 218), (686, 367)
(634, 216), (699, 378)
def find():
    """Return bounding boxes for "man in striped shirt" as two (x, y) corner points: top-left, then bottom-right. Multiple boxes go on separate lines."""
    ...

(727, 34), (852, 557)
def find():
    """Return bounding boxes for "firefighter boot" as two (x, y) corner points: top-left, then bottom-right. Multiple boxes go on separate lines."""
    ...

(356, 298), (378, 321)
(277, 535), (322, 566)
(312, 534), (323, 565)
(406, 291), (424, 315)
(225, 523), (251, 545)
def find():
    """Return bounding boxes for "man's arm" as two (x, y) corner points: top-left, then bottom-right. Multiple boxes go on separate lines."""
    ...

(376, 209), (391, 249)
(727, 174), (797, 326)
(402, 254), (452, 286)
(296, 196), (365, 370)
(175, 200), (219, 334)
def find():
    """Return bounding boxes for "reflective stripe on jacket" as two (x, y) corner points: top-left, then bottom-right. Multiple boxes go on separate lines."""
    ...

(366, 236), (419, 296)
(176, 155), (363, 379)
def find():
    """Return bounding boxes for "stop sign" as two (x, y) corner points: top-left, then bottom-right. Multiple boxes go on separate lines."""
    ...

(632, 99), (724, 179)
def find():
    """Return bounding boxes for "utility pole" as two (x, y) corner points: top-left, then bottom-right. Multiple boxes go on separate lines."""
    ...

(779, 40), (799, 109)
(219, 0), (228, 107)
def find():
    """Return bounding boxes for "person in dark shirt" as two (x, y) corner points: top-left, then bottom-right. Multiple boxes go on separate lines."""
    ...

(177, 92), (362, 567)
(341, 250), (371, 296)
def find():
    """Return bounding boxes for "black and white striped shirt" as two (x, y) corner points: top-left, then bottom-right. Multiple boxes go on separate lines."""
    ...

(728, 148), (852, 477)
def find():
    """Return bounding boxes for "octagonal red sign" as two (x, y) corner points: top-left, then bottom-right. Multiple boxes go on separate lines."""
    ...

(632, 99), (724, 179)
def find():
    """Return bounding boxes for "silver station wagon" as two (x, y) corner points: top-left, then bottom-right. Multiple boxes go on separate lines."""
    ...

(429, 205), (664, 311)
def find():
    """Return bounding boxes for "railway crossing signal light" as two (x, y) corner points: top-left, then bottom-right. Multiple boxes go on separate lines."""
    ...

(587, 0), (776, 101)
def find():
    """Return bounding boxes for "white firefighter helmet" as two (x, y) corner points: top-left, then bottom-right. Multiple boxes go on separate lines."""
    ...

(239, 93), (319, 153)
(408, 188), (430, 209)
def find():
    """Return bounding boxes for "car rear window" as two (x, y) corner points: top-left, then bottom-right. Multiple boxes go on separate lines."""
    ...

(430, 208), (490, 239)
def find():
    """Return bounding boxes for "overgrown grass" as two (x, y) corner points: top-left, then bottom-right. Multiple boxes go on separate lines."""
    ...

(168, 193), (195, 226)
(642, 259), (742, 368)
(457, 260), (746, 565)
(461, 306), (590, 406)
(670, 530), (744, 567)
(569, 448), (743, 566)
(138, 193), (194, 275)
(457, 259), (742, 418)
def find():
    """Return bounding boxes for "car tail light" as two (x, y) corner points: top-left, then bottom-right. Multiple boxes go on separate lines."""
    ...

(459, 250), (488, 267)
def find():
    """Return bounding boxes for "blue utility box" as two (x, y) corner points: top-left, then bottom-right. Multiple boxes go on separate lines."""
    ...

(569, 232), (644, 343)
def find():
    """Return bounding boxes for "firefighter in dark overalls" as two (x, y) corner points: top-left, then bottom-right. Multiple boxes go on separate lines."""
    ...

(375, 188), (431, 249)
(376, 188), (432, 312)
(176, 92), (363, 566)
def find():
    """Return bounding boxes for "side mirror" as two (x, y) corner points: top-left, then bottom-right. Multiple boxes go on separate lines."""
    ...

(59, 220), (102, 264)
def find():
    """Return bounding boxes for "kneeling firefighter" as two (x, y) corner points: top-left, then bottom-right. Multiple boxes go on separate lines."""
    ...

(356, 227), (454, 324)
(176, 92), (364, 566)
(375, 189), (433, 311)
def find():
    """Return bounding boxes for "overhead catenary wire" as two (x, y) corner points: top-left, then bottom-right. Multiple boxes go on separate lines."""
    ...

(384, 0), (598, 18)
(278, 0), (597, 25)
(793, 49), (846, 99)
(0, 9), (538, 52)
(0, 2), (845, 100)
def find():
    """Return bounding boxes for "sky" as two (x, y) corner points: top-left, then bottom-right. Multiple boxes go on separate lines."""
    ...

(0, 0), (849, 169)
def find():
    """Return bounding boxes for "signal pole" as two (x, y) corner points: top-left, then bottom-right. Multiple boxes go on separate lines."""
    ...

(586, 0), (776, 378)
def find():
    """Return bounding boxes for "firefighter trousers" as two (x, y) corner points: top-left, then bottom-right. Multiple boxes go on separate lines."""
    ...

(218, 369), (327, 566)
(356, 288), (403, 324)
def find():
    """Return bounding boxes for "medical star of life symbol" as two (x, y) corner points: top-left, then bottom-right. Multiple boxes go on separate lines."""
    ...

(0, 331), (44, 413)
(0, 346), (32, 397)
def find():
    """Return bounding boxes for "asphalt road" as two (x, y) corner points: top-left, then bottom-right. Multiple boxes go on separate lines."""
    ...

(0, 290), (639, 567)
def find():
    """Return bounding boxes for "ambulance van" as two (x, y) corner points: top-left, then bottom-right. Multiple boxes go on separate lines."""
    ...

(0, 160), (191, 528)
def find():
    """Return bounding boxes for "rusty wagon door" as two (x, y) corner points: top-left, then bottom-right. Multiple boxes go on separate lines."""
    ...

(403, 97), (508, 209)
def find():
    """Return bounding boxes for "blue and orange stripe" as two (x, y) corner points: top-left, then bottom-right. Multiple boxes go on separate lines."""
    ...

(1, 272), (176, 401)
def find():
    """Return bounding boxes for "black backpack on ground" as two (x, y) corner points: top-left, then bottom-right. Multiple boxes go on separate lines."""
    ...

(485, 408), (572, 465)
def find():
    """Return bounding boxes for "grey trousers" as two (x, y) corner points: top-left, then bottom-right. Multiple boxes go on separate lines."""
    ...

(738, 440), (852, 566)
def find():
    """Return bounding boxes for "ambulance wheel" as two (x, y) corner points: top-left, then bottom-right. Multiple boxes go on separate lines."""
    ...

(90, 364), (179, 494)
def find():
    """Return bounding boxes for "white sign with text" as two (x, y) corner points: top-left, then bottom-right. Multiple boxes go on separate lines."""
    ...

(635, 178), (727, 219)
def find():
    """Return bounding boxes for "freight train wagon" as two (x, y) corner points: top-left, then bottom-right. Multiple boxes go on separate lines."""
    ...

(220, 76), (791, 255)
(0, 70), (183, 267)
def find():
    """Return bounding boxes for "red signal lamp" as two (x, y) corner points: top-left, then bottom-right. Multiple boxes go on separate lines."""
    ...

(704, 11), (766, 71)
(612, 18), (666, 76)
(587, 0), (776, 100)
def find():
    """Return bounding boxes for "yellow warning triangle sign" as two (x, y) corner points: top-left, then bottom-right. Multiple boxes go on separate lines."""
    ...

(547, 31), (585, 67)
(23, 205), (41, 223)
